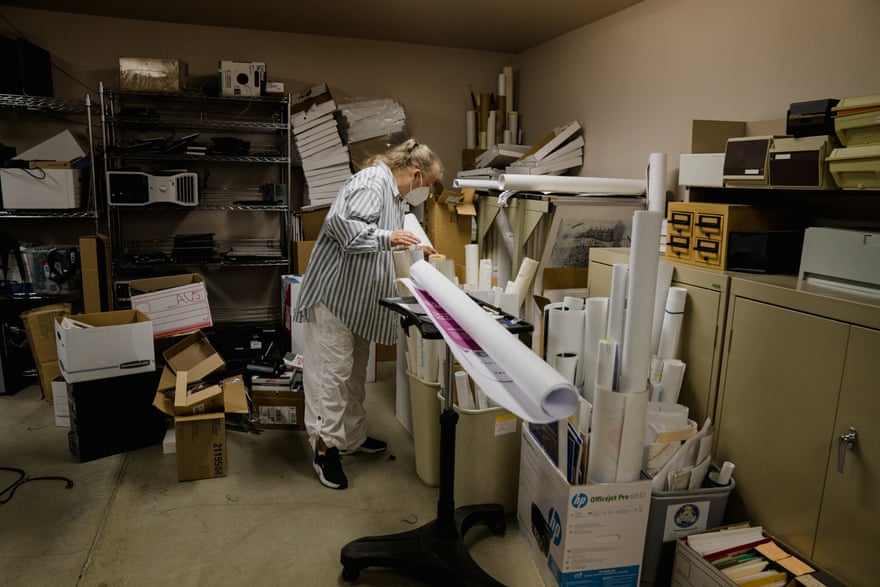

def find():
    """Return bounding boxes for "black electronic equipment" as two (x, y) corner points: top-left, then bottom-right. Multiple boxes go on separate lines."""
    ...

(786, 99), (839, 138)
(727, 230), (804, 274)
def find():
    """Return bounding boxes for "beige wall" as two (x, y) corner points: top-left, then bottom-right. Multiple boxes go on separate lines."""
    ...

(517, 0), (880, 198)
(0, 6), (513, 182)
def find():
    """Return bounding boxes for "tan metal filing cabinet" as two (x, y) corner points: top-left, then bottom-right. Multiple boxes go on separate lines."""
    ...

(713, 275), (880, 587)
(665, 202), (782, 270)
(587, 247), (730, 425)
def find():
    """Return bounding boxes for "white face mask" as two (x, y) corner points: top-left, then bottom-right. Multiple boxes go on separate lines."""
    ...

(404, 186), (431, 206)
(403, 173), (431, 206)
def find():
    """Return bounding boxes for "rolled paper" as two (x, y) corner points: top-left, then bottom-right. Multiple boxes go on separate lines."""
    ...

(478, 258), (493, 291)
(647, 152), (668, 214)
(620, 210), (663, 394)
(554, 352), (579, 385)
(651, 261), (674, 356)
(497, 174), (646, 195)
(606, 263), (627, 345)
(465, 243), (479, 288)
(407, 260), (579, 423)
(465, 110), (477, 149)
(658, 286), (687, 360)
(582, 297), (609, 400)
(660, 358), (686, 404)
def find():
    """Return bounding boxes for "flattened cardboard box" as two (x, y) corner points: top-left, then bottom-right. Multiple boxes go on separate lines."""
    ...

(55, 309), (154, 383)
(21, 302), (71, 400)
(172, 371), (224, 416)
(175, 412), (226, 481)
(129, 273), (212, 338)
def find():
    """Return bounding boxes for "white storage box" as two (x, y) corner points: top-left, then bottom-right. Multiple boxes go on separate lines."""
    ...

(129, 273), (212, 338)
(55, 310), (155, 383)
(833, 93), (880, 147)
(679, 153), (724, 188)
(517, 427), (652, 586)
(0, 168), (82, 209)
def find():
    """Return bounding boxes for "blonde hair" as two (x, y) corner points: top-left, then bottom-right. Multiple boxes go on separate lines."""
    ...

(367, 138), (444, 182)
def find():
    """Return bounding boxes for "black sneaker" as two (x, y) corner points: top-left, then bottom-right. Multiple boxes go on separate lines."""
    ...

(341, 436), (387, 455)
(313, 447), (348, 489)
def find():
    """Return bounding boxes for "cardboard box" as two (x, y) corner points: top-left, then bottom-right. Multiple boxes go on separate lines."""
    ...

(55, 310), (155, 383)
(250, 389), (305, 430)
(300, 205), (329, 240)
(172, 370), (225, 416)
(20, 302), (71, 400)
(119, 57), (188, 92)
(79, 234), (113, 313)
(174, 412), (226, 481)
(129, 273), (212, 338)
(517, 428), (652, 586)
(425, 189), (474, 269)
(153, 372), (249, 417)
(162, 331), (225, 381)
(292, 240), (315, 273)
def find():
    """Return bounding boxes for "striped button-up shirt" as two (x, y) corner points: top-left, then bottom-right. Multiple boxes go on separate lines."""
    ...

(295, 162), (406, 345)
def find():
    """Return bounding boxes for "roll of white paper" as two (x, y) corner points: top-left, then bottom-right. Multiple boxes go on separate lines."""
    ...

(554, 352), (578, 385)
(497, 72), (506, 97)
(465, 243), (479, 288)
(595, 338), (618, 393)
(498, 174), (646, 195)
(606, 263), (628, 345)
(508, 112), (519, 144)
(614, 387), (650, 482)
(587, 385), (627, 483)
(582, 297), (609, 401)
(659, 358), (686, 404)
(408, 260), (579, 422)
(486, 110), (496, 150)
(428, 253), (446, 270)
(478, 130), (486, 150)
(503, 129), (512, 144)
(466, 110), (477, 150)
(620, 211), (664, 394)
(510, 257), (539, 308)
(658, 287), (687, 360)
(543, 303), (587, 385)
(647, 152), (668, 214)
(453, 178), (500, 191)
(478, 258), (493, 291)
(651, 261), (674, 356)
(498, 291), (519, 317)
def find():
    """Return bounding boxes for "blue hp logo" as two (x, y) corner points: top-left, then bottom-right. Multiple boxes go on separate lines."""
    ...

(571, 493), (589, 509)
(547, 507), (563, 546)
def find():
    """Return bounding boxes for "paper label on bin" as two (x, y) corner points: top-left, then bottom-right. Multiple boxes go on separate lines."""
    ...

(662, 499), (711, 541)
(494, 413), (517, 436)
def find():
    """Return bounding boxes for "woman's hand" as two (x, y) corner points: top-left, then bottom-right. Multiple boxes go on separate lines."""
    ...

(390, 230), (421, 247)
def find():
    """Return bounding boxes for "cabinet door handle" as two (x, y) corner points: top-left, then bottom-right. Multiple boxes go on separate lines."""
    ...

(837, 427), (858, 474)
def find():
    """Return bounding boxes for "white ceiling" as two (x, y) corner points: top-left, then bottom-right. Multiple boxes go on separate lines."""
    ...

(1, 0), (645, 53)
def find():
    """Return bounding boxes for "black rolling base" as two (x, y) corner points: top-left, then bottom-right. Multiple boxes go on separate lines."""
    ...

(340, 503), (507, 586)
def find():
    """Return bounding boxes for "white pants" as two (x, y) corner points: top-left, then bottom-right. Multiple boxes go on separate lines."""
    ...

(303, 302), (370, 453)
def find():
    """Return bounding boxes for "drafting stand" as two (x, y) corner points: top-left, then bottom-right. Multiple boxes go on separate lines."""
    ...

(340, 296), (532, 586)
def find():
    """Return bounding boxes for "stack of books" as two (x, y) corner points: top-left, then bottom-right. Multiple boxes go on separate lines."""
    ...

(505, 120), (584, 176)
(291, 84), (352, 207)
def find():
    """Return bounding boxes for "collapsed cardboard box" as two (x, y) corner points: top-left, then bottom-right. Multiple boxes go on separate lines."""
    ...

(79, 234), (112, 313)
(55, 309), (155, 383)
(129, 273), (212, 338)
(425, 189), (475, 277)
(21, 302), (71, 401)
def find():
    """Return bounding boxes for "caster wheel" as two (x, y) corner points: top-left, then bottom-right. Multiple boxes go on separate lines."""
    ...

(342, 566), (359, 582)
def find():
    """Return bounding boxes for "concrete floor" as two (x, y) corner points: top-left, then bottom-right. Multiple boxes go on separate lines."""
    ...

(0, 362), (545, 587)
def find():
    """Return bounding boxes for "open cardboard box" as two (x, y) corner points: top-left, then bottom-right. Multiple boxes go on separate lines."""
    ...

(162, 331), (226, 381)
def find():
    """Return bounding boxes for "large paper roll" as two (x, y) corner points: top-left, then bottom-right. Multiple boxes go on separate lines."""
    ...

(543, 303), (587, 386)
(554, 352), (578, 385)
(606, 263), (628, 345)
(510, 256), (539, 308)
(465, 110), (477, 150)
(465, 243), (479, 288)
(660, 358), (686, 404)
(407, 260), (579, 423)
(582, 297), (609, 401)
(651, 261), (674, 356)
(498, 174), (646, 195)
(620, 210), (664, 394)
(658, 286), (687, 360)
(452, 178), (501, 190)
(647, 152), (667, 214)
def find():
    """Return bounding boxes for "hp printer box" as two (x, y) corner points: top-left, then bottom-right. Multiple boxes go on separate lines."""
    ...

(517, 427), (652, 586)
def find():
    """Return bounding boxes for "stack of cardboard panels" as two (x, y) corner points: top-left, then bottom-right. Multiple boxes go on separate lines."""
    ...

(20, 302), (71, 401)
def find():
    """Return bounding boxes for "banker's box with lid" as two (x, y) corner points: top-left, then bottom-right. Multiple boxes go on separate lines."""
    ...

(833, 93), (880, 147)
